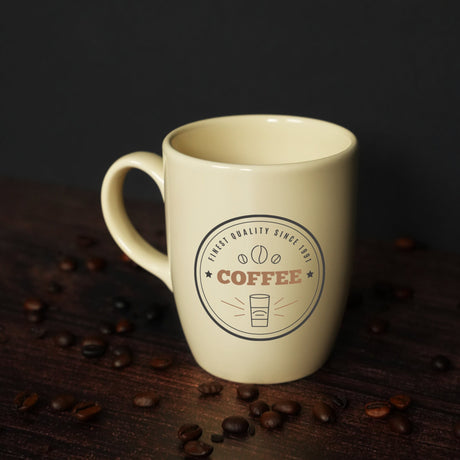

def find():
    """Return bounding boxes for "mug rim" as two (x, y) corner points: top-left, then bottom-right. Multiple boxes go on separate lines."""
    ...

(163, 114), (357, 168)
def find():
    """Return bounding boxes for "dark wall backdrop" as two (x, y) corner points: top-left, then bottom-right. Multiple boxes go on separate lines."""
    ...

(1, 1), (459, 252)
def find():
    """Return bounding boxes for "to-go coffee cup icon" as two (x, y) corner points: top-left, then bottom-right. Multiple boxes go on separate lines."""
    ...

(250, 294), (270, 327)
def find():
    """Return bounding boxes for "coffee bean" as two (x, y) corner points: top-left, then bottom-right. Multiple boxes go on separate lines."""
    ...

(222, 415), (249, 436)
(313, 401), (336, 423)
(453, 421), (460, 439)
(115, 318), (134, 334)
(26, 311), (44, 323)
(394, 236), (416, 251)
(23, 298), (46, 312)
(431, 355), (451, 372)
(81, 335), (107, 358)
(14, 391), (39, 411)
(72, 401), (102, 421)
(47, 281), (62, 294)
(389, 394), (411, 410)
(99, 321), (115, 335)
(272, 400), (301, 416)
(393, 286), (413, 300)
(331, 395), (348, 409)
(86, 256), (106, 272)
(112, 351), (132, 369)
(388, 413), (412, 434)
(59, 256), (77, 272)
(150, 355), (174, 370)
(177, 423), (203, 443)
(249, 400), (270, 418)
(198, 381), (223, 396)
(54, 331), (75, 348)
(183, 440), (213, 458)
(76, 235), (97, 248)
(260, 411), (283, 430)
(113, 296), (130, 310)
(133, 391), (160, 408)
(112, 345), (132, 356)
(236, 384), (259, 401)
(368, 318), (388, 334)
(364, 401), (392, 419)
(51, 394), (76, 411)
(210, 433), (224, 443)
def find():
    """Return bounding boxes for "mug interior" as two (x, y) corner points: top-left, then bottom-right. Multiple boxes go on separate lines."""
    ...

(168, 115), (355, 165)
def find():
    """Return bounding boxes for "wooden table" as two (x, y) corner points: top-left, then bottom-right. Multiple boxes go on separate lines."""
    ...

(0, 177), (459, 459)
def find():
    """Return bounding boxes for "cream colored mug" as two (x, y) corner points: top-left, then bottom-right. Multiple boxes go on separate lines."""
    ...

(101, 114), (357, 384)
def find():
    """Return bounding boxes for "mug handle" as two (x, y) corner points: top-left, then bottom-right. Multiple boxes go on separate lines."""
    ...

(101, 151), (172, 291)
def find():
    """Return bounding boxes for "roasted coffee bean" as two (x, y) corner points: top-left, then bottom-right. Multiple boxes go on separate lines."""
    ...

(368, 318), (388, 334)
(112, 351), (132, 369)
(113, 296), (130, 310)
(454, 421), (460, 439)
(431, 354), (451, 372)
(198, 381), (223, 396)
(26, 311), (44, 323)
(393, 286), (413, 300)
(99, 321), (115, 335)
(249, 400), (270, 418)
(76, 234), (97, 248)
(222, 415), (249, 436)
(86, 256), (106, 272)
(183, 440), (213, 458)
(332, 395), (349, 409)
(389, 394), (411, 410)
(260, 410), (283, 430)
(59, 256), (77, 272)
(133, 391), (160, 408)
(81, 335), (107, 358)
(177, 423), (203, 443)
(23, 298), (46, 312)
(112, 345), (132, 356)
(51, 394), (76, 411)
(72, 401), (101, 421)
(395, 236), (416, 251)
(237, 384), (259, 401)
(115, 318), (134, 334)
(388, 413), (412, 434)
(150, 355), (174, 370)
(47, 281), (63, 294)
(313, 401), (336, 423)
(210, 433), (224, 443)
(364, 401), (392, 419)
(272, 400), (301, 416)
(14, 391), (39, 411)
(54, 331), (75, 348)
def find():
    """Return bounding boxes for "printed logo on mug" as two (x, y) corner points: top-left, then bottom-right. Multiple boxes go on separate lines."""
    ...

(101, 114), (357, 383)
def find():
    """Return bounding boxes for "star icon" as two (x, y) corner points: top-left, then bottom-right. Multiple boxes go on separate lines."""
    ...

(307, 271), (314, 278)
(205, 271), (212, 278)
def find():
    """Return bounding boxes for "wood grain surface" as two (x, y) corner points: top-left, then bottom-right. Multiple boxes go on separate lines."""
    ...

(0, 177), (459, 459)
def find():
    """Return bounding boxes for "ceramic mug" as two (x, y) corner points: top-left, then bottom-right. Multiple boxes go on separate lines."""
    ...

(101, 114), (357, 384)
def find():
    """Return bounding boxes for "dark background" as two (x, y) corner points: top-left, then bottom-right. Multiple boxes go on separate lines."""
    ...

(1, 1), (459, 252)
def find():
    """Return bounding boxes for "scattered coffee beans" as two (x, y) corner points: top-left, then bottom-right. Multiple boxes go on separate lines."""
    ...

(389, 394), (411, 410)
(249, 400), (270, 418)
(25, 311), (44, 323)
(272, 400), (301, 416)
(99, 321), (115, 335)
(331, 395), (348, 409)
(431, 355), (451, 372)
(53, 331), (75, 348)
(14, 391), (38, 411)
(115, 318), (134, 334)
(51, 394), (76, 411)
(313, 401), (336, 423)
(260, 410), (283, 430)
(86, 256), (106, 272)
(183, 440), (213, 458)
(237, 384), (259, 402)
(81, 335), (107, 358)
(368, 318), (388, 334)
(59, 256), (77, 272)
(198, 381), (223, 396)
(150, 355), (174, 370)
(112, 346), (133, 369)
(364, 401), (392, 419)
(133, 391), (160, 408)
(222, 415), (249, 436)
(23, 298), (46, 312)
(388, 413), (412, 435)
(178, 423), (203, 443)
(72, 401), (102, 421)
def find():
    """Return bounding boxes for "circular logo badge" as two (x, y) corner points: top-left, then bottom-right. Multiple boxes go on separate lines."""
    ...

(194, 215), (325, 341)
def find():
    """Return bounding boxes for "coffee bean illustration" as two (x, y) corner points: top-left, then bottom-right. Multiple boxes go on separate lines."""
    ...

(251, 245), (268, 264)
(271, 254), (281, 264)
(238, 254), (248, 264)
